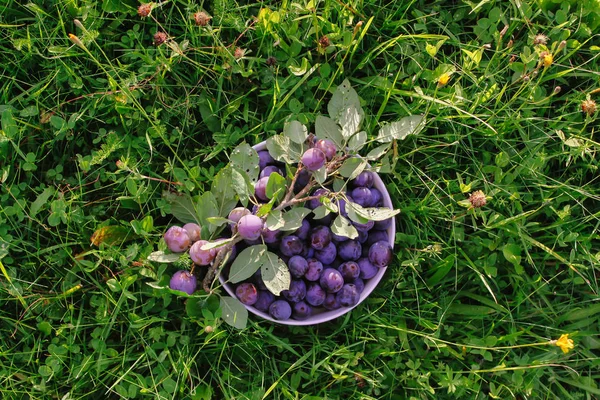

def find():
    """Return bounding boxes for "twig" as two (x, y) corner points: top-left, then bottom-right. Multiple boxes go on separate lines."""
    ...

(202, 236), (243, 293)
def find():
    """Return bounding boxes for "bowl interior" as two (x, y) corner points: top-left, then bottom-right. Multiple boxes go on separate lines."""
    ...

(218, 141), (396, 326)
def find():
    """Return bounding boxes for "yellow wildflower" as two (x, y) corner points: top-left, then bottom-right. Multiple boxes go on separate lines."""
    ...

(438, 73), (450, 87)
(554, 334), (574, 354)
(543, 53), (553, 68)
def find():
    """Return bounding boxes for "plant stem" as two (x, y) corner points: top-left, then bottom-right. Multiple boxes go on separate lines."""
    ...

(202, 236), (243, 293)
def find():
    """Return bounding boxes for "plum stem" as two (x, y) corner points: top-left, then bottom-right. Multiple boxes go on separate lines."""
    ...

(202, 235), (243, 293)
(274, 154), (350, 212)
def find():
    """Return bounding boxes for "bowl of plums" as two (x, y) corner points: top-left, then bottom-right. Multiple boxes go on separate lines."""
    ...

(216, 137), (396, 326)
(161, 80), (407, 327)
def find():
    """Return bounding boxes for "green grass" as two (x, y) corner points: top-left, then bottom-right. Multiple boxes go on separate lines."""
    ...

(1, 0), (599, 398)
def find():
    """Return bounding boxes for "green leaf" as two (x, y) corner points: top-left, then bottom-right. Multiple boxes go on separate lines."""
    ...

(50, 115), (66, 131)
(37, 321), (52, 336)
(266, 135), (298, 164)
(220, 296), (248, 329)
(163, 191), (199, 224)
(332, 177), (345, 192)
(186, 298), (204, 319)
(426, 255), (455, 287)
(146, 282), (196, 297)
(106, 278), (121, 292)
(312, 205), (330, 220)
(502, 244), (522, 266)
(322, 197), (339, 213)
(283, 120), (308, 144)
(22, 162), (37, 171)
(315, 115), (344, 149)
(198, 93), (220, 133)
(347, 131), (367, 152)
(90, 225), (134, 246)
(366, 143), (391, 160)
(131, 216), (153, 235)
(200, 238), (234, 251)
(230, 142), (260, 182)
(206, 216), (230, 226)
(266, 172), (286, 200)
(331, 215), (359, 240)
(266, 210), (285, 230)
(211, 167), (238, 221)
(281, 208), (312, 231)
(147, 251), (182, 263)
(19, 105), (38, 118)
(228, 245), (266, 283)
(328, 79), (364, 127)
(345, 201), (369, 224)
(231, 167), (252, 207)
(2, 108), (17, 138)
(256, 195), (278, 217)
(126, 177), (138, 196)
(197, 191), (219, 234)
(313, 166), (327, 184)
(558, 304), (600, 323)
(30, 187), (54, 218)
(351, 204), (400, 221)
(38, 366), (53, 377)
(340, 105), (363, 138)
(377, 115), (426, 143)
(339, 157), (367, 179)
(102, 0), (131, 13)
(447, 303), (496, 316)
(288, 57), (310, 76)
(261, 251), (291, 295)
(426, 42), (438, 57)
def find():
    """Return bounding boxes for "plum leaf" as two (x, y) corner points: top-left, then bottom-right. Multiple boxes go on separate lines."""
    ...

(339, 157), (367, 179)
(281, 208), (312, 231)
(200, 238), (235, 251)
(313, 165), (327, 184)
(331, 215), (359, 239)
(206, 216), (230, 226)
(340, 105), (362, 139)
(231, 167), (252, 207)
(366, 143), (391, 160)
(347, 201), (401, 221)
(345, 201), (370, 224)
(376, 115), (426, 143)
(312, 205), (330, 220)
(315, 115), (344, 149)
(266, 209), (285, 230)
(197, 191), (219, 235)
(162, 191), (199, 225)
(328, 79), (364, 128)
(347, 130), (367, 152)
(321, 197), (339, 213)
(261, 251), (291, 295)
(220, 296), (248, 329)
(283, 120), (308, 144)
(267, 135), (297, 164)
(229, 245), (266, 283)
(211, 166), (238, 223)
(230, 142), (259, 182)
(91, 225), (134, 246)
(266, 172), (286, 200)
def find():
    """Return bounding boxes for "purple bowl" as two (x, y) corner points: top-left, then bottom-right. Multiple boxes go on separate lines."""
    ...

(219, 141), (396, 326)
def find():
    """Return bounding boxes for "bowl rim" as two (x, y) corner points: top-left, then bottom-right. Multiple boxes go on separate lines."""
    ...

(218, 141), (396, 326)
